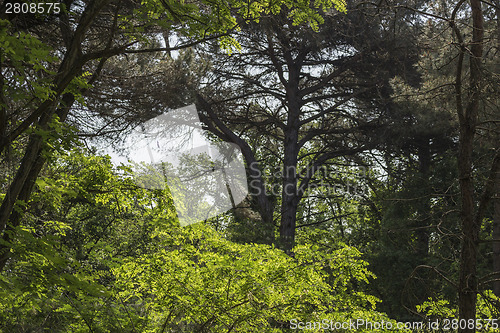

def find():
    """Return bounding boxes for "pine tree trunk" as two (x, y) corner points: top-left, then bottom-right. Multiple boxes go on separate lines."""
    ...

(416, 138), (431, 257)
(279, 63), (301, 254)
(492, 0), (500, 299)
(457, 0), (483, 331)
(493, 173), (500, 297)
(279, 123), (300, 253)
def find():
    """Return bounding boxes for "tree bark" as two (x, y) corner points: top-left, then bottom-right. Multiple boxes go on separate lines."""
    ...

(416, 137), (431, 257)
(492, 0), (500, 299)
(493, 172), (500, 297)
(279, 61), (301, 254)
(456, 0), (483, 331)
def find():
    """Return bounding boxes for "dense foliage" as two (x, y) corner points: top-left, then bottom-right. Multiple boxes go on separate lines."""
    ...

(1, 147), (389, 332)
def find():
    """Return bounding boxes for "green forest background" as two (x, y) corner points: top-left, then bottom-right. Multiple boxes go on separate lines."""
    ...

(0, 0), (499, 332)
